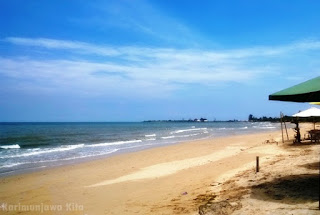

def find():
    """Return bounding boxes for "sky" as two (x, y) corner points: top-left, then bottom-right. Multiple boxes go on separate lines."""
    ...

(0, 0), (319, 122)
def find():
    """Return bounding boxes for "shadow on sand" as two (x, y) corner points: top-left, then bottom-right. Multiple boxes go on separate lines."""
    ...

(300, 162), (320, 170)
(251, 174), (319, 204)
(285, 141), (320, 147)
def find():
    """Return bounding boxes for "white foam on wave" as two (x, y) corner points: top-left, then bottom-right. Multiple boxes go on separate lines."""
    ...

(0, 144), (85, 159)
(41, 148), (119, 162)
(253, 126), (276, 129)
(218, 127), (236, 130)
(260, 126), (276, 129)
(171, 128), (207, 134)
(145, 134), (156, 137)
(88, 140), (142, 147)
(0, 144), (20, 149)
(146, 138), (156, 141)
(0, 140), (142, 160)
(0, 148), (120, 169)
(161, 136), (175, 139)
(1, 163), (48, 169)
(27, 148), (40, 151)
(176, 133), (201, 138)
(1, 163), (23, 168)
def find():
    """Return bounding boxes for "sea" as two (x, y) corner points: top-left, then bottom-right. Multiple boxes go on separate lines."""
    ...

(0, 121), (280, 176)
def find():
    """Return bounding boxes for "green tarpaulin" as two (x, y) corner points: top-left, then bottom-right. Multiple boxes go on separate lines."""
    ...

(269, 76), (320, 102)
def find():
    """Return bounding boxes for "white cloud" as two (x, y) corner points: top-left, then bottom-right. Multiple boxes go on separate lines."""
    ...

(5, 37), (121, 56)
(6, 37), (320, 60)
(2, 37), (320, 98)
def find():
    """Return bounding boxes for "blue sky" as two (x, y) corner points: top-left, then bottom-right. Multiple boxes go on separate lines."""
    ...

(0, 0), (319, 122)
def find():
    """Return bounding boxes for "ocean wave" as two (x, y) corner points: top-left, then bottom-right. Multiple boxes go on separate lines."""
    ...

(260, 126), (276, 129)
(161, 136), (175, 139)
(27, 148), (40, 151)
(121, 143), (155, 150)
(40, 148), (119, 162)
(253, 126), (276, 129)
(171, 128), (207, 134)
(0, 144), (85, 159)
(145, 134), (156, 137)
(1, 163), (23, 168)
(19, 143), (51, 148)
(176, 133), (201, 138)
(218, 127), (235, 130)
(146, 138), (156, 141)
(0, 144), (20, 149)
(0, 140), (142, 160)
(88, 140), (142, 147)
(0, 148), (119, 169)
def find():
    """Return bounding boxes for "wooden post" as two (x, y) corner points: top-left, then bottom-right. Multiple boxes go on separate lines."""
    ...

(284, 121), (289, 140)
(280, 112), (284, 143)
(256, 156), (259, 173)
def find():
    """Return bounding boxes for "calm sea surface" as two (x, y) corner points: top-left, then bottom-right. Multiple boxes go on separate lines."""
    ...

(0, 122), (280, 175)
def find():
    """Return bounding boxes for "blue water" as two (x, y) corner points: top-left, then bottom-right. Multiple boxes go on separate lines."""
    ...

(0, 122), (279, 175)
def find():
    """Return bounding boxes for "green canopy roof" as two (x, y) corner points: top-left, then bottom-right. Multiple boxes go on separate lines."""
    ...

(269, 76), (320, 102)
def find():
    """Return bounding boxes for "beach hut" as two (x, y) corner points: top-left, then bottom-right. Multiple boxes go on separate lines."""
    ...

(292, 107), (320, 141)
(293, 107), (320, 117)
(269, 76), (320, 209)
(269, 76), (320, 142)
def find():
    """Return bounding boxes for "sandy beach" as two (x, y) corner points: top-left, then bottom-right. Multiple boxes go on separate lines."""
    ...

(0, 126), (319, 215)
(3, 1), (320, 214)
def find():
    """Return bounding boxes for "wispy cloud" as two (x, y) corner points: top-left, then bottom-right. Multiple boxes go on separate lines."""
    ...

(1, 37), (320, 98)
(69, 0), (206, 47)
(6, 37), (320, 59)
(5, 37), (121, 56)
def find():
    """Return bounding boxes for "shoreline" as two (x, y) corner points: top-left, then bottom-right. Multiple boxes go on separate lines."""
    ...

(0, 127), (318, 214)
(0, 125), (281, 178)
